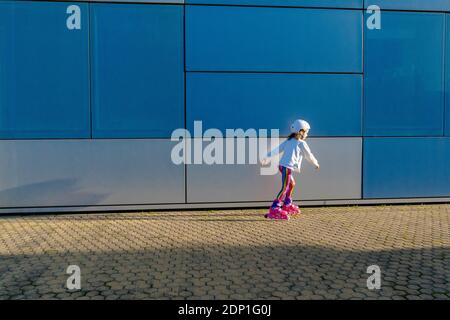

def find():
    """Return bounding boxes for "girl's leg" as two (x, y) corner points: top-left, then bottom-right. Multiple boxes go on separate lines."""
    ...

(284, 176), (296, 205)
(271, 166), (292, 208)
(266, 166), (291, 220)
(283, 176), (301, 214)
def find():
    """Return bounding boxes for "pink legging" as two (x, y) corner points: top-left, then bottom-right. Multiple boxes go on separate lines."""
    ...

(275, 165), (296, 202)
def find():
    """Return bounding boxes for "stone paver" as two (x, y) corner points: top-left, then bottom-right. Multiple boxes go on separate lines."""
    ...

(0, 204), (449, 300)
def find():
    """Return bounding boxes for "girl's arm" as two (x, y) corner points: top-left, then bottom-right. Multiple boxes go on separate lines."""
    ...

(300, 141), (320, 169)
(266, 140), (286, 158)
(261, 140), (286, 165)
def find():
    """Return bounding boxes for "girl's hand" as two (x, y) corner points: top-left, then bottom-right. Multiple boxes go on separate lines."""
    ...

(260, 158), (270, 166)
(315, 164), (320, 171)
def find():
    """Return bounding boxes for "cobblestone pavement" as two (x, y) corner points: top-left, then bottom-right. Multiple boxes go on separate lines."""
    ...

(0, 204), (449, 300)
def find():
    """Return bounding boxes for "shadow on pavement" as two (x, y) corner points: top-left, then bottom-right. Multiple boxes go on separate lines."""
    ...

(0, 243), (448, 300)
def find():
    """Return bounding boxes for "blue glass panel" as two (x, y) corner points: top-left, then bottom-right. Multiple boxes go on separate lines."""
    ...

(187, 73), (362, 136)
(187, 0), (362, 9)
(364, 12), (444, 136)
(365, 0), (450, 11)
(186, 6), (362, 72)
(446, 14), (450, 137)
(363, 138), (450, 198)
(91, 4), (184, 138)
(0, 1), (90, 139)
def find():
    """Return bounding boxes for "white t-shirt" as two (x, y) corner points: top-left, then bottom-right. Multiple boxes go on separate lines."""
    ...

(266, 138), (319, 172)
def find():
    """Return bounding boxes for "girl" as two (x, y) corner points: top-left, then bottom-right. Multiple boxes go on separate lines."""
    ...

(261, 119), (320, 220)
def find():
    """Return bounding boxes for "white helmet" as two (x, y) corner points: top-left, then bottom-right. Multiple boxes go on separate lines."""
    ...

(290, 119), (311, 133)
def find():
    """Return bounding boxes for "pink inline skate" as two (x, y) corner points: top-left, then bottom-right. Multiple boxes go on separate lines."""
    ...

(283, 203), (301, 215)
(264, 206), (290, 220)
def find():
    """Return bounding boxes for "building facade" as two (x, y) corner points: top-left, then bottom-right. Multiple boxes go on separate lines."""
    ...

(1, 0), (450, 214)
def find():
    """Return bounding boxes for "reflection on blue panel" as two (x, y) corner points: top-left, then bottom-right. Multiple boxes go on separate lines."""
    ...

(0, 1), (90, 139)
(91, 4), (184, 138)
(364, 12), (444, 136)
(187, 73), (362, 136)
(186, 6), (362, 72)
(187, 0), (362, 8)
(365, 0), (450, 11)
(363, 138), (450, 198)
